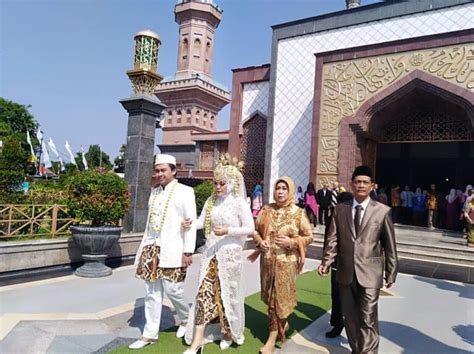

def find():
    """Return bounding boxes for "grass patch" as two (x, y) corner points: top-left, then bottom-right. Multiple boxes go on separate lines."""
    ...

(109, 270), (331, 354)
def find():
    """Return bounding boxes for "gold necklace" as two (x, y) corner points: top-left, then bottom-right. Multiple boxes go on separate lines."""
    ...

(149, 180), (178, 233)
(204, 192), (217, 239)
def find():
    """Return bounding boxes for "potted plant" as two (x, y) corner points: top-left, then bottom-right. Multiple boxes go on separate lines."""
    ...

(65, 169), (129, 277)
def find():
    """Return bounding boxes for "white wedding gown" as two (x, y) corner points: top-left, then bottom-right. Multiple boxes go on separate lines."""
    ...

(185, 193), (254, 345)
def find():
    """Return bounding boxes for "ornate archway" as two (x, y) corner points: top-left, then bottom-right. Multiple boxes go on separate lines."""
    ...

(310, 38), (474, 189)
(337, 70), (474, 187)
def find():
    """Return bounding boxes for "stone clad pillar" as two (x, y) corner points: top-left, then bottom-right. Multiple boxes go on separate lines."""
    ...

(120, 30), (165, 232)
(120, 96), (165, 232)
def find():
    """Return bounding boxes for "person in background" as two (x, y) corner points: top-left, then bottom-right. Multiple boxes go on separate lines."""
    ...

(329, 181), (340, 219)
(295, 186), (305, 209)
(305, 182), (319, 227)
(370, 183), (378, 201)
(323, 191), (353, 338)
(425, 184), (439, 230)
(462, 185), (473, 211)
(445, 189), (461, 231)
(391, 185), (401, 224)
(251, 184), (263, 218)
(464, 197), (474, 247)
(21, 177), (30, 195)
(317, 183), (332, 225)
(412, 187), (426, 227)
(400, 185), (414, 225)
(377, 188), (388, 205)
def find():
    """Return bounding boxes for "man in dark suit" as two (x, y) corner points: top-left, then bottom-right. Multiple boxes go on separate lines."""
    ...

(323, 191), (353, 338)
(317, 183), (332, 225)
(318, 166), (398, 354)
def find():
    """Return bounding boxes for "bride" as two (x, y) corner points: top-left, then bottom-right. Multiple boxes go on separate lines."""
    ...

(182, 154), (254, 353)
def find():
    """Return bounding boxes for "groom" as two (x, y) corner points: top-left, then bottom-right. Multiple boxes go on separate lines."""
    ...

(318, 165), (398, 354)
(129, 154), (197, 350)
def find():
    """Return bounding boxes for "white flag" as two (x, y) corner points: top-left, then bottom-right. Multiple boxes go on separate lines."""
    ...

(41, 140), (52, 168)
(26, 131), (35, 156)
(65, 141), (77, 165)
(59, 157), (66, 172)
(47, 138), (59, 159)
(36, 129), (43, 143)
(81, 147), (89, 170)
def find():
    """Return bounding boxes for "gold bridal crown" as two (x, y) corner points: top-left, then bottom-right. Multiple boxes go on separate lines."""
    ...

(214, 153), (244, 182)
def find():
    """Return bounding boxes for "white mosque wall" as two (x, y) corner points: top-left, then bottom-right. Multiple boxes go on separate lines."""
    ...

(242, 81), (270, 124)
(268, 3), (474, 192)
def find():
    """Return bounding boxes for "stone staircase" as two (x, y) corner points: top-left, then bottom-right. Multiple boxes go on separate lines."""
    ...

(311, 224), (474, 267)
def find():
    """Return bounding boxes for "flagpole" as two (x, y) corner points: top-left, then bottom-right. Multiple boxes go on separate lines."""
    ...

(37, 131), (43, 176)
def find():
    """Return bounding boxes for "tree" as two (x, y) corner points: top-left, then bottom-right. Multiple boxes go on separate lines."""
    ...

(75, 144), (112, 171)
(0, 98), (38, 136)
(0, 137), (28, 202)
(0, 98), (39, 202)
(114, 144), (126, 173)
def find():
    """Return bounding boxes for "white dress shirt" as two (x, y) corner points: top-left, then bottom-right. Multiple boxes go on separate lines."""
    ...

(135, 179), (197, 268)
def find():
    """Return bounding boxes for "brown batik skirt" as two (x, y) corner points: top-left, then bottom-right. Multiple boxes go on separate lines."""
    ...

(268, 288), (288, 342)
(194, 256), (230, 334)
(135, 244), (186, 283)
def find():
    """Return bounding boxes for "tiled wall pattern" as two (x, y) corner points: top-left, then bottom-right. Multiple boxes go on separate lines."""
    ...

(242, 81), (269, 123)
(269, 3), (473, 191)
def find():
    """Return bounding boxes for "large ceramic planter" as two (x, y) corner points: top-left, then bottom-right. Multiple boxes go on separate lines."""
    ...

(71, 225), (122, 278)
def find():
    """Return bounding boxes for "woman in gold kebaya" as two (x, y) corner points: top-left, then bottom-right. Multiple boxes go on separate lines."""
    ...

(249, 176), (313, 354)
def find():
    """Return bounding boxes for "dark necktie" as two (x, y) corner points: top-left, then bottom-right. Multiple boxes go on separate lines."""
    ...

(354, 205), (363, 235)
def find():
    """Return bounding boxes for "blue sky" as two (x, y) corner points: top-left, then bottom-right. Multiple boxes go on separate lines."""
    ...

(1, 0), (380, 160)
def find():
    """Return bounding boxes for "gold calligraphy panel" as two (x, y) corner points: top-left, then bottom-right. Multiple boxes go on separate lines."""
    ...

(316, 43), (474, 185)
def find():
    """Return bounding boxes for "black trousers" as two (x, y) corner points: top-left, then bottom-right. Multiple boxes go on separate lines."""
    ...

(319, 207), (329, 225)
(330, 268), (344, 329)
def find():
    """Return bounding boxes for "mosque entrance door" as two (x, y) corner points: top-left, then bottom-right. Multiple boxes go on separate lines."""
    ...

(367, 88), (473, 196)
(376, 141), (473, 195)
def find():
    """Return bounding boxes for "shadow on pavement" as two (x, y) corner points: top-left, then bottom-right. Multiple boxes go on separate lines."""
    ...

(452, 324), (474, 346)
(380, 321), (472, 354)
(412, 276), (474, 300)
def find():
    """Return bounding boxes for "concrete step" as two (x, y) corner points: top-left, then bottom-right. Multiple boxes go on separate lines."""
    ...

(312, 228), (474, 267)
(310, 240), (473, 266)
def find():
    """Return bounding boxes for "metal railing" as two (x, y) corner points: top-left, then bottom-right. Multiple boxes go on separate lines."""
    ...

(0, 204), (73, 239)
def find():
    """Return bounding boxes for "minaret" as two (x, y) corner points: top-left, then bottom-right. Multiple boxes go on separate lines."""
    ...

(346, 0), (361, 9)
(155, 0), (230, 146)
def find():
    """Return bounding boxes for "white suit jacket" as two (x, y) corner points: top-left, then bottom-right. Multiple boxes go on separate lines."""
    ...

(135, 180), (197, 268)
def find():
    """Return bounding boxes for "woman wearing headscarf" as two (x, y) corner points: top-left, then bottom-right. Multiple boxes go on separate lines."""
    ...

(461, 185), (472, 205)
(248, 176), (313, 354)
(445, 188), (461, 230)
(304, 182), (318, 226)
(182, 154), (254, 353)
(252, 184), (263, 218)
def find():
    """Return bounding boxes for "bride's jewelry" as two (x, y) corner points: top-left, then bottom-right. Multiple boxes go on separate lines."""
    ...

(204, 192), (217, 239)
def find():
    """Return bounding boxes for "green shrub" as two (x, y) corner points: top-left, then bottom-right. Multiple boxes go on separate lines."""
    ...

(194, 180), (213, 215)
(24, 178), (72, 204)
(65, 170), (129, 226)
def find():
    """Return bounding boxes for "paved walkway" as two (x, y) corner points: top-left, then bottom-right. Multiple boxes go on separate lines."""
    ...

(1, 251), (473, 353)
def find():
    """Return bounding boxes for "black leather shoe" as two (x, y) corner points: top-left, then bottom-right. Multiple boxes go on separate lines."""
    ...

(325, 326), (343, 338)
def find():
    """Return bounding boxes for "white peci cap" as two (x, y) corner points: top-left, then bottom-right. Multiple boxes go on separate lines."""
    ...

(154, 154), (176, 166)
